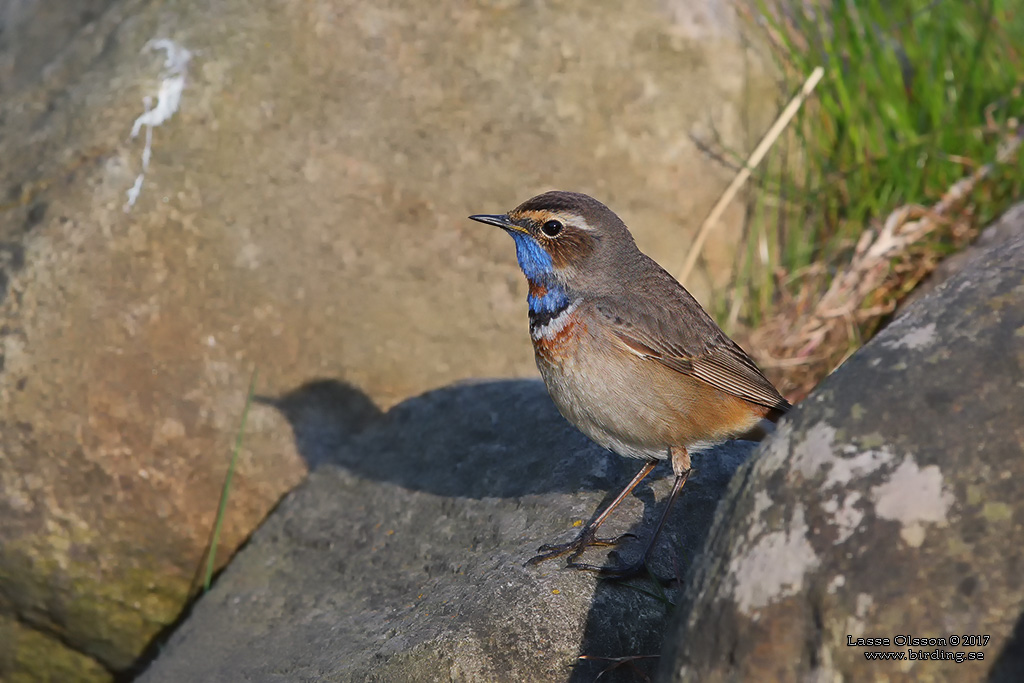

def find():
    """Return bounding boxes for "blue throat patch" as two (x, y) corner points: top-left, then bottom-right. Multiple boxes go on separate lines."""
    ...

(508, 231), (569, 314)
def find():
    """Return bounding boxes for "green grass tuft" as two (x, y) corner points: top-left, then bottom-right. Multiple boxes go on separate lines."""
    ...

(731, 0), (1024, 332)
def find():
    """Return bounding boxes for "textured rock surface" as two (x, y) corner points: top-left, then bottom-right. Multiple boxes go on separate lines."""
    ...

(661, 231), (1024, 682)
(139, 379), (755, 682)
(0, 0), (119, 95)
(0, 0), (775, 677)
(0, 613), (111, 683)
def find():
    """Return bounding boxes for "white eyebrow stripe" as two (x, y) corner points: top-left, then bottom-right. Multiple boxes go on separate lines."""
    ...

(517, 210), (596, 233)
(570, 216), (595, 232)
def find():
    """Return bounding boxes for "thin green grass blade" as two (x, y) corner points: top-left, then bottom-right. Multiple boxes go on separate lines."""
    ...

(203, 367), (259, 592)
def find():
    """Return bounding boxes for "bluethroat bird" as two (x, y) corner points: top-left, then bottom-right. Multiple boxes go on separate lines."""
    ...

(470, 191), (790, 578)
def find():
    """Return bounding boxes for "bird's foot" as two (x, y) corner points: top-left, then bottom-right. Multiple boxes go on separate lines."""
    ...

(526, 527), (635, 566)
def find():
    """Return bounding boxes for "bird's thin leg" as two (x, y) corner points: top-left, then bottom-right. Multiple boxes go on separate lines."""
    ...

(527, 460), (657, 566)
(570, 446), (691, 579)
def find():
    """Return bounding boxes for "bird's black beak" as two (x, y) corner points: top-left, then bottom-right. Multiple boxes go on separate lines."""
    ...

(468, 214), (517, 230)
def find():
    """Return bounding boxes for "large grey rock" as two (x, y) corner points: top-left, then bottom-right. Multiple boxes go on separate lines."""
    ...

(139, 379), (756, 682)
(0, 0), (776, 677)
(661, 231), (1024, 682)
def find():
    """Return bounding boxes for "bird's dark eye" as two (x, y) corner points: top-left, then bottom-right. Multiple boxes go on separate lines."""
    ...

(541, 220), (563, 237)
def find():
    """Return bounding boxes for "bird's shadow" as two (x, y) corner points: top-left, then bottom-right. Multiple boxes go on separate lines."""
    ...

(262, 376), (753, 682)
(261, 376), (642, 498)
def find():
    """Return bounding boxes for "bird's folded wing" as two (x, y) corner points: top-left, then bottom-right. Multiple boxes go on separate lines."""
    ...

(602, 306), (787, 410)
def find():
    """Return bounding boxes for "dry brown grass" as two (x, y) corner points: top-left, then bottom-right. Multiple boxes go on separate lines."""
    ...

(740, 120), (1024, 401)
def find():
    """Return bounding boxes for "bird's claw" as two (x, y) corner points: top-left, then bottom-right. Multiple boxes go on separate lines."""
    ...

(526, 529), (635, 566)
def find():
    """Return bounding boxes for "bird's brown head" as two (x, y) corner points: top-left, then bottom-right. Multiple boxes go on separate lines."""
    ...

(469, 191), (639, 304)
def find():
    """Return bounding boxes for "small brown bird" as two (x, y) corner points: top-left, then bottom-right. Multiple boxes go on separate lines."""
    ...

(470, 191), (789, 578)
